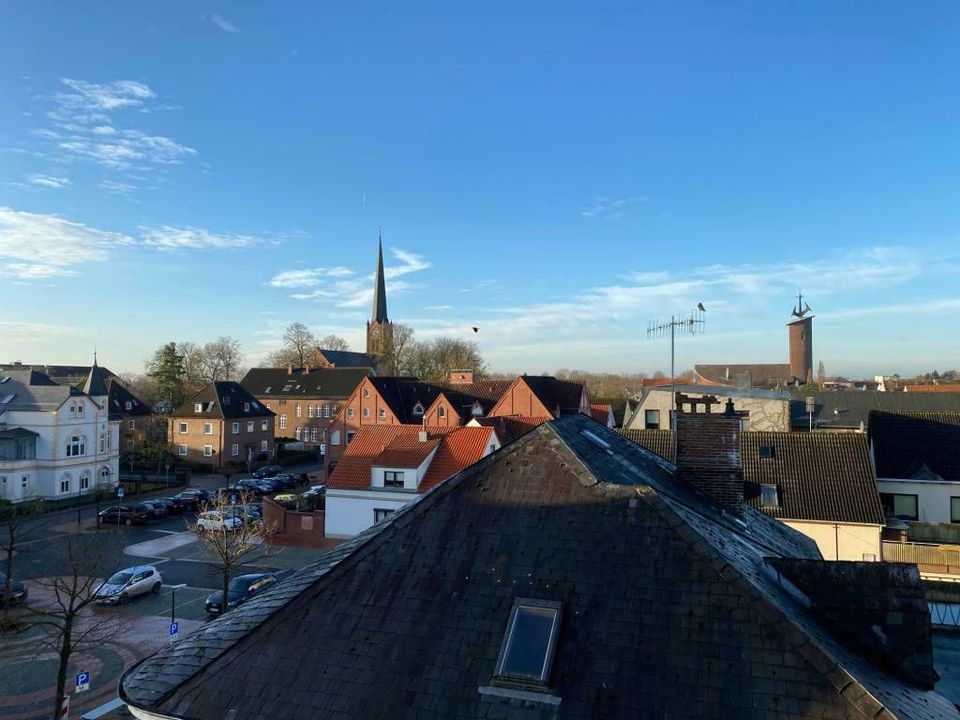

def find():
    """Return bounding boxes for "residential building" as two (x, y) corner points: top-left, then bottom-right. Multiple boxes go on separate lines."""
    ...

(168, 382), (275, 472)
(106, 377), (159, 453)
(240, 365), (370, 450)
(619, 426), (885, 561)
(625, 385), (792, 432)
(870, 411), (960, 524)
(0, 364), (119, 502)
(486, 374), (590, 418)
(120, 413), (953, 720)
(325, 424), (501, 537)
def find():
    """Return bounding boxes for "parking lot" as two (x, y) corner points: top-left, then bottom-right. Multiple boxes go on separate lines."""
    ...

(0, 466), (333, 719)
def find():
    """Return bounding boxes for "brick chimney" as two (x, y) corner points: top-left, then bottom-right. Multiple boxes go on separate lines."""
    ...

(449, 369), (474, 384)
(287, 363), (293, 375)
(674, 393), (747, 514)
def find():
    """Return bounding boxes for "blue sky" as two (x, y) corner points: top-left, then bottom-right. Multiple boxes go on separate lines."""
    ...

(2, 2), (960, 377)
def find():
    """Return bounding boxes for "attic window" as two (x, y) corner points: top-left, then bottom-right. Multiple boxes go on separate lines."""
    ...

(283, 384), (292, 392)
(125, 401), (132, 410)
(412, 403), (424, 416)
(223, 396), (231, 405)
(244, 402), (250, 412)
(265, 386), (272, 394)
(759, 446), (775, 459)
(472, 402), (483, 417)
(194, 403), (203, 413)
(760, 484), (779, 508)
(495, 599), (561, 685)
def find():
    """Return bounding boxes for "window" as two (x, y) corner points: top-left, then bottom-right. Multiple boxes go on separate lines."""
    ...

(195, 403), (203, 413)
(880, 493), (919, 521)
(247, 421), (254, 432)
(127, 439), (135, 450)
(951, 497), (960, 524)
(324, 405), (330, 417)
(99, 431), (106, 453)
(60, 477), (70, 494)
(331, 430), (341, 446)
(100, 466), (110, 483)
(759, 446), (775, 459)
(178, 444), (188, 456)
(203, 445), (214, 457)
(347, 408), (355, 419)
(363, 408), (370, 419)
(178, 422), (188, 434)
(310, 427), (318, 442)
(363, 387), (370, 398)
(223, 396), (231, 406)
(495, 599), (561, 684)
(374, 508), (394, 523)
(346, 430), (355, 444)
(279, 415), (287, 430)
(79, 474), (90, 491)
(295, 427), (302, 440)
(379, 408), (386, 419)
(384, 471), (404, 488)
(740, 417), (750, 432)
(644, 410), (660, 430)
(308, 405), (316, 418)
(472, 403), (483, 417)
(232, 422), (240, 434)
(260, 440), (268, 451)
(413, 403), (424, 416)
(66, 435), (85, 457)
(231, 443), (239, 456)
(128, 419), (136, 430)
(203, 423), (213, 435)
(244, 402), (250, 412)
(760, 484), (779, 508)
(296, 404), (302, 418)
(125, 401), (132, 411)
(438, 406), (446, 419)
(77, 404), (84, 417)
(20, 475), (28, 492)
(261, 420), (268, 431)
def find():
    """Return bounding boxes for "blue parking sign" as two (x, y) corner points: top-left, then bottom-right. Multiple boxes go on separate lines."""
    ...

(75, 671), (90, 692)
(170, 621), (179, 643)
(117, 486), (125, 498)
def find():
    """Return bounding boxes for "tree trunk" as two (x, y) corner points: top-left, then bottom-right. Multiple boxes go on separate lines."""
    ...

(222, 562), (230, 614)
(53, 618), (72, 720)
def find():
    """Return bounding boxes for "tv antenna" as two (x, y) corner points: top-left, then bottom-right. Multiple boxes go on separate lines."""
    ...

(647, 305), (706, 428)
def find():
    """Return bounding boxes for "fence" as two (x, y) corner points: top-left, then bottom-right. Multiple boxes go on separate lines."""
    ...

(882, 541), (960, 573)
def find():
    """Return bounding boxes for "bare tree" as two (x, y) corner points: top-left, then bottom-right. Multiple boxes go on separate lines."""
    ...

(283, 323), (317, 366)
(0, 497), (45, 626)
(379, 323), (415, 376)
(27, 533), (126, 720)
(318, 334), (350, 352)
(200, 336), (244, 382)
(189, 492), (279, 613)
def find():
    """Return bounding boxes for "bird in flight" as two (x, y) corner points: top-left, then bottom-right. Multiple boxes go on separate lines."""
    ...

(697, 302), (706, 312)
(471, 327), (479, 333)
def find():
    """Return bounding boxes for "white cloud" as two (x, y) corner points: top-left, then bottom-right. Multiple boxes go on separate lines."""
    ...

(581, 195), (649, 219)
(26, 174), (71, 189)
(268, 267), (355, 288)
(386, 248), (431, 278)
(210, 13), (240, 33)
(424, 305), (452, 311)
(98, 179), (138, 195)
(0, 321), (79, 338)
(0, 206), (133, 279)
(59, 78), (156, 111)
(140, 226), (279, 251)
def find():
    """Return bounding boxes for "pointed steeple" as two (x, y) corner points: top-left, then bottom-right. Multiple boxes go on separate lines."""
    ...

(371, 230), (389, 323)
(83, 355), (109, 399)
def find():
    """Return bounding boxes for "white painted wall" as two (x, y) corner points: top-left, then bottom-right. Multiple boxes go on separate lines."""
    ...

(325, 489), (418, 537)
(782, 519), (882, 562)
(877, 478), (960, 525)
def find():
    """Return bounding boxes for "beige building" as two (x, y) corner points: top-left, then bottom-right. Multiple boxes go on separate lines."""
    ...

(168, 382), (275, 473)
(624, 386), (792, 432)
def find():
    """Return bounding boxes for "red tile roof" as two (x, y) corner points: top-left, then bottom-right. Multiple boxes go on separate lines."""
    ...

(590, 404), (611, 424)
(327, 425), (496, 491)
(904, 383), (960, 393)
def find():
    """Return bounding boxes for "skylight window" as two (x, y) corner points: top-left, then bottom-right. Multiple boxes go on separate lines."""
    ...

(580, 429), (610, 450)
(759, 445), (775, 459)
(495, 599), (561, 685)
(412, 403), (424, 416)
(760, 484), (779, 508)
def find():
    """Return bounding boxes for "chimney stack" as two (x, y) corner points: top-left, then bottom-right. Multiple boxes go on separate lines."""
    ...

(418, 429), (430, 443)
(287, 363), (293, 375)
(304, 364), (310, 375)
(449, 369), (474, 384)
(674, 393), (747, 514)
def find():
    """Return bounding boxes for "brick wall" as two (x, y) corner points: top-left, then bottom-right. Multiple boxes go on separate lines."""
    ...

(423, 396), (463, 427)
(169, 416), (274, 471)
(675, 400), (744, 513)
(489, 380), (552, 418)
(324, 378), (402, 478)
(258, 395), (342, 446)
(788, 317), (813, 383)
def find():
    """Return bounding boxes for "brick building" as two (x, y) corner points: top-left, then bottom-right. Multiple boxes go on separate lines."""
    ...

(168, 382), (275, 472)
(240, 366), (370, 450)
(486, 375), (590, 418)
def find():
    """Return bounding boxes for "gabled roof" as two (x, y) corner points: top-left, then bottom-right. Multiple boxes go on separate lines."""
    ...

(315, 349), (380, 371)
(694, 363), (793, 388)
(365, 377), (449, 423)
(120, 415), (954, 719)
(488, 375), (586, 418)
(468, 415), (551, 443)
(905, 384), (960, 393)
(0, 369), (85, 412)
(869, 411), (960, 482)
(171, 382), (275, 420)
(0, 363), (117, 387)
(240, 366), (370, 398)
(589, 403), (611, 424)
(106, 378), (152, 419)
(435, 378), (513, 403)
(617, 429), (885, 525)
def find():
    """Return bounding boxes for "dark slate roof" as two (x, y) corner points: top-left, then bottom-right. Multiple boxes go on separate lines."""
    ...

(617, 429), (885, 525)
(869, 411), (960, 482)
(106, 378), (152, 420)
(435, 379), (513, 403)
(0, 369), (85, 412)
(240, 367), (371, 399)
(171, 382), (275, 419)
(789, 391), (960, 431)
(316, 349), (379, 371)
(82, 361), (109, 398)
(695, 363), (793, 388)
(120, 415), (955, 720)
(519, 375), (585, 416)
(367, 377), (449, 423)
(0, 363), (117, 387)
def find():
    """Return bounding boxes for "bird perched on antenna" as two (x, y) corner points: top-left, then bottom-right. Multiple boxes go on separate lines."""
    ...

(697, 302), (706, 312)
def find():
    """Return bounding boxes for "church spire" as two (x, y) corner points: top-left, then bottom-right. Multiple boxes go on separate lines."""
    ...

(372, 230), (388, 323)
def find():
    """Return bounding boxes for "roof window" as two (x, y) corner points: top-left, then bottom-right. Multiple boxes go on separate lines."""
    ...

(759, 445), (775, 459)
(760, 484), (779, 508)
(495, 599), (561, 685)
(580, 429), (610, 450)
(194, 403), (203, 413)
(412, 403), (424, 416)
(223, 396), (231, 405)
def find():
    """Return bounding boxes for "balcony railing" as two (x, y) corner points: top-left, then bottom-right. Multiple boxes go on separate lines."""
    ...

(882, 541), (960, 570)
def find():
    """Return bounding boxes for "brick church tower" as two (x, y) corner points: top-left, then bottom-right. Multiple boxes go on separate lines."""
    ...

(366, 234), (393, 356)
(787, 292), (813, 384)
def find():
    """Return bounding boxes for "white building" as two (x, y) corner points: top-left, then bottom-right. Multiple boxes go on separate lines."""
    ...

(0, 364), (119, 503)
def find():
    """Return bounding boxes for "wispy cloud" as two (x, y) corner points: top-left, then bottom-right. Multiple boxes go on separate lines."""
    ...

(98, 179), (138, 196)
(0, 321), (80, 338)
(26, 173), (71, 189)
(58, 78), (155, 111)
(268, 267), (355, 289)
(424, 305), (452, 311)
(581, 195), (648, 219)
(0, 206), (133, 278)
(140, 226), (281, 251)
(209, 13), (240, 33)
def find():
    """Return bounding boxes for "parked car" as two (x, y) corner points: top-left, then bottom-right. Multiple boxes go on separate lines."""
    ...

(273, 473), (299, 489)
(98, 504), (150, 526)
(95, 565), (162, 605)
(172, 488), (213, 510)
(204, 572), (279, 615)
(195, 511), (243, 533)
(140, 499), (169, 519)
(302, 484), (326, 498)
(252, 464), (282, 479)
(0, 571), (28, 607)
(272, 493), (301, 508)
(160, 497), (188, 515)
(232, 504), (262, 523)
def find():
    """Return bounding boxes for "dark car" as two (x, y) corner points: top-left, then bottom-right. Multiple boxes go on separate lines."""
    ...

(98, 504), (150, 526)
(160, 497), (188, 514)
(252, 464), (282, 479)
(140, 499), (169, 519)
(204, 572), (279, 615)
(172, 488), (213, 510)
(235, 478), (273, 495)
(0, 571), (28, 607)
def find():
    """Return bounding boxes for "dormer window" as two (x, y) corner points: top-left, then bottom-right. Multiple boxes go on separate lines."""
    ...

(494, 599), (561, 685)
(760, 484), (779, 508)
(412, 403), (424, 416)
(384, 471), (404, 488)
(125, 401), (132, 411)
(195, 403), (203, 413)
(471, 402), (483, 417)
(244, 402), (250, 412)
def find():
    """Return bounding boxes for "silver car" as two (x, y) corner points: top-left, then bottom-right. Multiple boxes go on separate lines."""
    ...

(95, 565), (163, 605)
